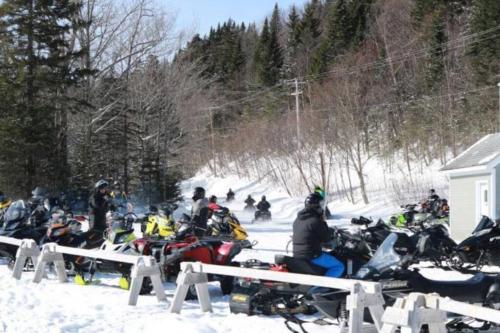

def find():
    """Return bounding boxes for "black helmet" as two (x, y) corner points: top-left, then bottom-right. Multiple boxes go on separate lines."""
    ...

(305, 192), (323, 209)
(430, 189), (435, 193)
(32, 187), (48, 199)
(261, 195), (266, 201)
(209, 195), (217, 203)
(95, 179), (109, 190)
(193, 187), (206, 200)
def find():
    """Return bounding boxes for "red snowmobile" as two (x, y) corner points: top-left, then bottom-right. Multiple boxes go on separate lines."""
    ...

(132, 215), (244, 297)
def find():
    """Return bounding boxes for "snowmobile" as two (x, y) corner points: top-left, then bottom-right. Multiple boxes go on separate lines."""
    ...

(142, 205), (177, 238)
(309, 233), (500, 328)
(40, 214), (105, 272)
(229, 227), (372, 316)
(0, 200), (49, 262)
(72, 212), (153, 293)
(253, 209), (271, 222)
(388, 204), (427, 228)
(0, 198), (12, 228)
(132, 214), (245, 297)
(448, 216), (500, 272)
(352, 216), (455, 266)
(244, 203), (256, 212)
(207, 207), (250, 244)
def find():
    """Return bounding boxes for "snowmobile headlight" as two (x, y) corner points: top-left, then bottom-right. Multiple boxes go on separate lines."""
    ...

(354, 267), (370, 279)
(462, 246), (471, 252)
(117, 233), (132, 244)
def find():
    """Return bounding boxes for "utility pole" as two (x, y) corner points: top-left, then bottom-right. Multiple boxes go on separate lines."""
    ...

(208, 107), (217, 176)
(290, 78), (304, 151)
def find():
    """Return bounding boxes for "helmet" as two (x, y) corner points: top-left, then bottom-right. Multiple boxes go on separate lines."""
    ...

(32, 187), (48, 199)
(193, 187), (206, 200)
(430, 189), (435, 194)
(95, 180), (109, 190)
(314, 186), (326, 200)
(305, 192), (323, 209)
(51, 208), (66, 223)
(261, 195), (266, 201)
(209, 195), (217, 203)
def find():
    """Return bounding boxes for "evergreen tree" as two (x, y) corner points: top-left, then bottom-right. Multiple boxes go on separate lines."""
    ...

(288, 5), (302, 50)
(285, 5), (302, 78)
(310, 0), (351, 75)
(349, 0), (372, 47)
(300, 0), (321, 71)
(468, 0), (500, 84)
(268, 4), (284, 84)
(425, 12), (447, 90)
(254, 18), (272, 85)
(0, 0), (86, 194)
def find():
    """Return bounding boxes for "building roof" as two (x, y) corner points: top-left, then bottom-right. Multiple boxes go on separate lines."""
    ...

(441, 133), (500, 171)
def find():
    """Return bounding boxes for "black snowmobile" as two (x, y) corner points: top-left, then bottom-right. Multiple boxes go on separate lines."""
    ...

(0, 200), (48, 262)
(310, 233), (500, 326)
(254, 209), (271, 222)
(351, 216), (416, 255)
(352, 216), (456, 267)
(229, 227), (372, 316)
(448, 216), (500, 272)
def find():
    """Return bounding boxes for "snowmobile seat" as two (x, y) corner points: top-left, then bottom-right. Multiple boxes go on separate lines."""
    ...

(274, 255), (326, 276)
(200, 238), (223, 248)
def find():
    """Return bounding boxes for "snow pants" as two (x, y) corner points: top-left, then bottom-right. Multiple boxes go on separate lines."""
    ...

(311, 252), (345, 278)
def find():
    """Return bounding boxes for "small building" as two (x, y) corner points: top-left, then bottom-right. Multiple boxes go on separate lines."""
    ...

(441, 133), (500, 240)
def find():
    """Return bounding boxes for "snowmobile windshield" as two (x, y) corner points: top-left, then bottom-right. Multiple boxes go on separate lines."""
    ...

(3, 200), (27, 225)
(358, 233), (401, 276)
(473, 216), (495, 234)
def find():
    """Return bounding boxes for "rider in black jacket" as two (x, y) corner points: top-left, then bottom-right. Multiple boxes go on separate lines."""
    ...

(292, 192), (344, 277)
(89, 180), (112, 233)
(256, 196), (271, 211)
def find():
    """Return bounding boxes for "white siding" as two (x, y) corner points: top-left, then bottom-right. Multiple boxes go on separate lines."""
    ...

(449, 173), (490, 240)
(496, 166), (500, 219)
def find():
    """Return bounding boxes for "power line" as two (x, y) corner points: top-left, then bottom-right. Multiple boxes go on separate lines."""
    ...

(305, 86), (497, 116)
(204, 25), (500, 111)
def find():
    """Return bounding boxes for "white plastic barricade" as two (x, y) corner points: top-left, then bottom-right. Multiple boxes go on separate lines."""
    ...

(33, 243), (166, 306)
(0, 236), (40, 279)
(169, 262), (385, 333)
(380, 293), (500, 333)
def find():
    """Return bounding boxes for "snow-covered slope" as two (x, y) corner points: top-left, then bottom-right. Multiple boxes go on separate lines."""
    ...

(0, 169), (454, 333)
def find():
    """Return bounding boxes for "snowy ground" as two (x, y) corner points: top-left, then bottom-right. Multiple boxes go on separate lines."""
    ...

(0, 170), (485, 333)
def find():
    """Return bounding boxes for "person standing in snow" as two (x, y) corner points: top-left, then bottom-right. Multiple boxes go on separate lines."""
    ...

(191, 187), (209, 237)
(88, 180), (112, 234)
(292, 192), (344, 277)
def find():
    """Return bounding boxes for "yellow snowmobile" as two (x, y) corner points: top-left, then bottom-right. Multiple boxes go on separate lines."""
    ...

(143, 206), (177, 238)
(208, 207), (248, 241)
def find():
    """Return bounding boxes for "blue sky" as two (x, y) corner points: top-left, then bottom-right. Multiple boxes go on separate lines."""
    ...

(166, 0), (310, 37)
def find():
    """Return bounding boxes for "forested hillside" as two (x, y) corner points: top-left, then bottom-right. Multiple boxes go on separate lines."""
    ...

(175, 0), (500, 202)
(0, 0), (498, 204)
